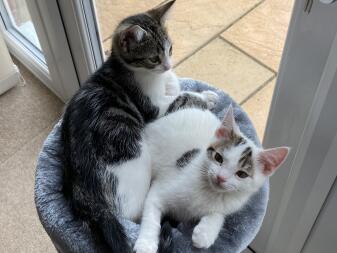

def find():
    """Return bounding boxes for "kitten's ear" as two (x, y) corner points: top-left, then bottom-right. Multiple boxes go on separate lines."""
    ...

(222, 104), (236, 129)
(215, 127), (231, 139)
(119, 25), (146, 52)
(215, 104), (236, 139)
(258, 147), (290, 176)
(148, 0), (176, 25)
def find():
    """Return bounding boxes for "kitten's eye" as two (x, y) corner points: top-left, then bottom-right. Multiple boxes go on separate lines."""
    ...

(149, 56), (160, 64)
(169, 46), (172, 56)
(214, 153), (223, 164)
(236, 171), (249, 179)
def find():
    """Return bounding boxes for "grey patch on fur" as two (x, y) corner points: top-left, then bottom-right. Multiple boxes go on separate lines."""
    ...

(234, 136), (246, 146)
(206, 147), (215, 160)
(210, 132), (246, 155)
(176, 149), (200, 168)
(228, 130), (246, 148)
(239, 146), (253, 174)
(165, 93), (207, 115)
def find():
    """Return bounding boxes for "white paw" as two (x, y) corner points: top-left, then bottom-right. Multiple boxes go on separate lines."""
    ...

(192, 225), (215, 249)
(201, 90), (219, 109)
(134, 239), (158, 253)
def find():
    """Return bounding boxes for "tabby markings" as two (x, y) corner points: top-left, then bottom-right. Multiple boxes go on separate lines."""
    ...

(176, 149), (201, 168)
(239, 147), (253, 174)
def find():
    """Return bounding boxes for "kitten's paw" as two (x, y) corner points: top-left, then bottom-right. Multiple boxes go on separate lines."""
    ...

(201, 90), (219, 109)
(192, 225), (215, 249)
(133, 239), (158, 253)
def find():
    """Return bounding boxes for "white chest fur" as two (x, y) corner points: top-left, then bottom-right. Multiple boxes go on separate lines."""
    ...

(108, 139), (152, 222)
(135, 70), (179, 99)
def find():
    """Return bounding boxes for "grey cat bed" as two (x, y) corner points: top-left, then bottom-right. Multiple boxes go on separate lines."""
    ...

(35, 78), (268, 253)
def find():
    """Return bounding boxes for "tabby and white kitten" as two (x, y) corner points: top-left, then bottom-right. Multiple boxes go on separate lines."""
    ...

(61, 1), (216, 253)
(112, 0), (217, 115)
(134, 106), (289, 253)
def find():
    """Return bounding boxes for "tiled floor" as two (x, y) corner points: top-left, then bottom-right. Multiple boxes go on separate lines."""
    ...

(0, 0), (294, 252)
(0, 59), (62, 252)
(222, 0), (294, 71)
(97, 0), (294, 139)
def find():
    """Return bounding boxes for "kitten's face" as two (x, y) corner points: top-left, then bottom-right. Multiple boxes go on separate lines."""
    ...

(203, 106), (289, 193)
(113, 1), (175, 74)
(205, 138), (266, 193)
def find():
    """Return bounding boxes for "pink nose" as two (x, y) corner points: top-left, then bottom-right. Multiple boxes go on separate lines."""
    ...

(216, 175), (226, 184)
(163, 63), (171, 71)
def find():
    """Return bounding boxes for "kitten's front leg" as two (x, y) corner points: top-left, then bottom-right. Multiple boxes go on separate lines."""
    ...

(134, 192), (163, 253)
(160, 91), (219, 117)
(165, 72), (180, 96)
(192, 213), (225, 249)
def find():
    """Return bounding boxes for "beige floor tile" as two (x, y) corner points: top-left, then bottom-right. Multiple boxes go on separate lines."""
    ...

(102, 38), (112, 59)
(0, 125), (56, 253)
(96, 0), (262, 63)
(168, 0), (262, 63)
(175, 38), (274, 103)
(0, 60), (63, 165)
(242, 79), (276, 141)
(222, 0), (294, 71)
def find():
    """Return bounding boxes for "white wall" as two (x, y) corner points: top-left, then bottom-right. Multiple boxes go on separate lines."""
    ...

(0, 31), (20, 95)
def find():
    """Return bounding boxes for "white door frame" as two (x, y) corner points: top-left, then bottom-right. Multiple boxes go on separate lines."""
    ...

(57, 0), (104, 84)
(25, 0), (80, 101)
(266, 31), (337, 253)
(252, 0), (337, 252)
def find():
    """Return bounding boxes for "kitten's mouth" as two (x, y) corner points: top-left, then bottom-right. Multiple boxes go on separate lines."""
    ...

(208, 177), (236, 192)
(153, 68), (170, 74)
(208, 178), (228, 192)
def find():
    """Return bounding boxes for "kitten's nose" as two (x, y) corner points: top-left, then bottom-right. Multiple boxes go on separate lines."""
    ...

(216, 175), (226, 184)
(163, 62), (171, 71)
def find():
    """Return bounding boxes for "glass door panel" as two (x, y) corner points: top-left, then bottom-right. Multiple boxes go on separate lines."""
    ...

(1, 0), (81, 101)
(1, 0), (45, 63)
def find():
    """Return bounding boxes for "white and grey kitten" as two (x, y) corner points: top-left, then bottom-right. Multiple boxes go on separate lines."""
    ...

(134, 105), (289, 253)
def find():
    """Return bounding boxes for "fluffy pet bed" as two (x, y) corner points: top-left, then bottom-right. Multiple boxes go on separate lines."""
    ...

(35, 78), (269, 253)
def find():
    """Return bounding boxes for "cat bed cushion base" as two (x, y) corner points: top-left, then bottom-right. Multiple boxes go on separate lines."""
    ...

(35, 78), (269, 253)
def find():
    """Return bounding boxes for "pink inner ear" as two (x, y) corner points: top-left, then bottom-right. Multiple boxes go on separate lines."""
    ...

(259, 147), (289, 176)
(120, 25), (145, 51)
(215, 127), (231, 139)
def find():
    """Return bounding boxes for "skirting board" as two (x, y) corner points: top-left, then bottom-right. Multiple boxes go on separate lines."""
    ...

(0, 65), (20, 95)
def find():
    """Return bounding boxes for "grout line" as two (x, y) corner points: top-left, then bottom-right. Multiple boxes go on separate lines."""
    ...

(102, 34), (112, 43)
(173, 0), (266, 68)
(240, 75), (276, 106)
(219, 36), (277, 74)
